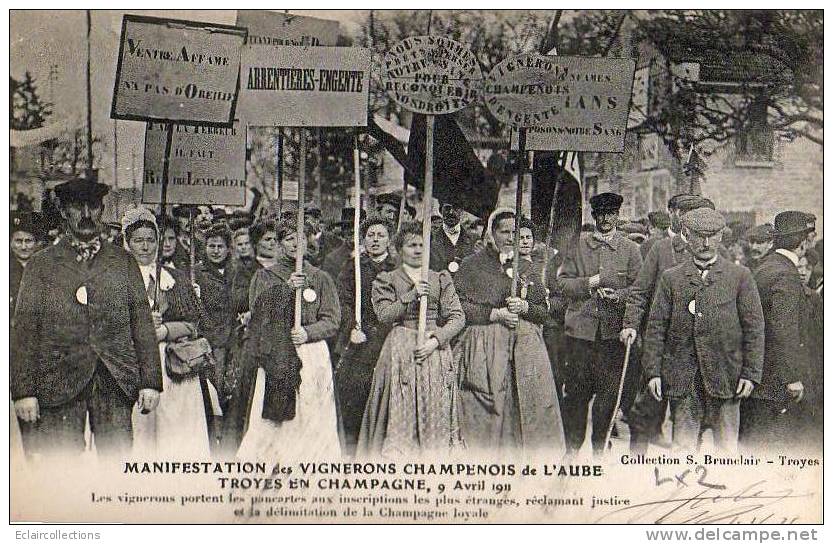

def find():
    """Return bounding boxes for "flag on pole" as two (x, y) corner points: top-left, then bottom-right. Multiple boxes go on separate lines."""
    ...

(405, 113), (498, 219)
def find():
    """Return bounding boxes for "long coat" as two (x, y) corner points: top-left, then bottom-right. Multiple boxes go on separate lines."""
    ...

(10, 254), (25, 312)
(11, 239), (162, 407)
(558, 231), (643, 341)
(752, 251), (811, 401)
(642, 257), (765, 400)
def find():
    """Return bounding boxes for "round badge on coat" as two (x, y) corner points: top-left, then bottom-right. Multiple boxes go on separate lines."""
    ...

(303, 288), (317, 303)
(448, 261), (459, 273)
(76, 285), (88, 305)
(688, 299), (696, 315)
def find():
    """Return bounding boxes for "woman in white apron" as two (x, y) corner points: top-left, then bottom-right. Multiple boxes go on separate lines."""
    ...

(238, 220), (342, 460)
(123, 208), (212, 458)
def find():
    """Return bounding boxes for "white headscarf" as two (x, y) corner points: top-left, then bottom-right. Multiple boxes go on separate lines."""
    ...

(484, 206), (516, 257)
(120, 207), (175, 295)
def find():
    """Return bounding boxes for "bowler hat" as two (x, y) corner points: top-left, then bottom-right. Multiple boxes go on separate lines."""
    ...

(682, 208), (726, 236)
(773, 211), (815, 238)
(589, 192), (623, 213)
(54, 179), (109, 205)
(376, 193), (401, 208)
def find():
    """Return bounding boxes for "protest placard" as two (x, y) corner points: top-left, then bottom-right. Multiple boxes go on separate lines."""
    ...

(484, 54), (636, 152)
(143, 120), (246, 206)
(111, 14), (246, 125)
(236, 10), (339, 47)
(381, 35), (482, 115)
(238, 46), (371, 127)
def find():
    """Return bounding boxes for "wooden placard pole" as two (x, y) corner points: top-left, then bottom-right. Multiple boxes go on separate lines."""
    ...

(511, 128), (527, 298)
(353, 133), (363, 331)
(397, 176), (408, 231)
(294, 128), (306, 329)
(154, 121), (174, 310)
(541, 150), (570, 285)
(189, 206), (196, 287)
(276, 128), (284, 218)
(417, 114), (435, 346)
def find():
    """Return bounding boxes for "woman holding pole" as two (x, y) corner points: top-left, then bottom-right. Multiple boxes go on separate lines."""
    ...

(237, 219), (342, 460)
(454, 209), (565, 457)
(335, 216), (398, 456)
(356, 222), (465, 457)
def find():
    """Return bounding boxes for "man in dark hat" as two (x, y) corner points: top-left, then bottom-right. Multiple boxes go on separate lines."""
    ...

(11, 212), (43, 312)
(744, 223), (774, 271)
(11, 179), (162, 461)
(642, 211), (671, 258)
(558, 192), (643, 454)
(376, 193), (415, 225)
(429, 203), (477, 275)
(741, 211), (817, 451)
(620, 193), (716, 453)
(642, 208), (764, 452)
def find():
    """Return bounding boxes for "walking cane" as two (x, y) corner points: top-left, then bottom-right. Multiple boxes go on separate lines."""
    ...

(605, 336), (634, 451)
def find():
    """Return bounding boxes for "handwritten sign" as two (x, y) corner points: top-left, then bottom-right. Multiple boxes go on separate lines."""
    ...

(484, 54), (636, 152)
(238, 46), (370, 127)
(143, 121), (246, 206)
(381, 36), (482, 115)
(111, 15), (247, 125)
(236, 10), (339, 47)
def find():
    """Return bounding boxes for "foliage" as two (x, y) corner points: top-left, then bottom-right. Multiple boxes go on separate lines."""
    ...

(10, 71), (52, 130)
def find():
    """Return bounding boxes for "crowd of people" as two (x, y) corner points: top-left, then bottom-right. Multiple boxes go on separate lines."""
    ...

(10, 178), (823, 464)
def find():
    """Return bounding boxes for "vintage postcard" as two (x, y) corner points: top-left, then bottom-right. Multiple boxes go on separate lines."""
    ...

(9, 8), (823, 526)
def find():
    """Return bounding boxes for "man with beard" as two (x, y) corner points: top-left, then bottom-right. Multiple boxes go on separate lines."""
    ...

(620, 194), (716, 453)
(376, 193), (415, 226)
(642, 208), (764, 452)
(430, 203), (477, 276)
(11, 179), (162, 461)
(11, 212), (43, 312)
(744, 223), (774, 271)
(741, 211), (816, 452)
(322, 208), (365, 281)
(558, 192), (642, 455)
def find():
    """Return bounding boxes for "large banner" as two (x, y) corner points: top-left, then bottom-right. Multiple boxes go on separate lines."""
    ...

(111, 15), (247, 125)
(143, 121), (247, 206)
(238, 46), (371, 127)
(484, 54), (636, 152)
(236, 10), (340, 47)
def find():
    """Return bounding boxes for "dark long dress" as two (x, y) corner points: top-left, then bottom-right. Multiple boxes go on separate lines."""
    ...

(335, 253), (398, 455)
(454, 246), (565, 457)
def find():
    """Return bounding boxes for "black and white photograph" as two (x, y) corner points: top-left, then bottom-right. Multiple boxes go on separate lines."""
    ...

(7, 7), (824, 529)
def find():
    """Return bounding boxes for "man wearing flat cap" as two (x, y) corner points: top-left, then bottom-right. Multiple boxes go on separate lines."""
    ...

(558, 192), (643, 454)
(11, 179), (162, 461)
(620, 193), (716, 453)
(642, 208), (764, 452)
(741, 211), (817, 451)
(744, 223), (774, 271)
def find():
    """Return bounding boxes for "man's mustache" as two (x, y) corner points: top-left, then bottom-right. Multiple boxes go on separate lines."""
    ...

(77, 218), (96, 229)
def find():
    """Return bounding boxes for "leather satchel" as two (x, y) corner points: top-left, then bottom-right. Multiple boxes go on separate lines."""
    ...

(165, 332), (215, 380)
